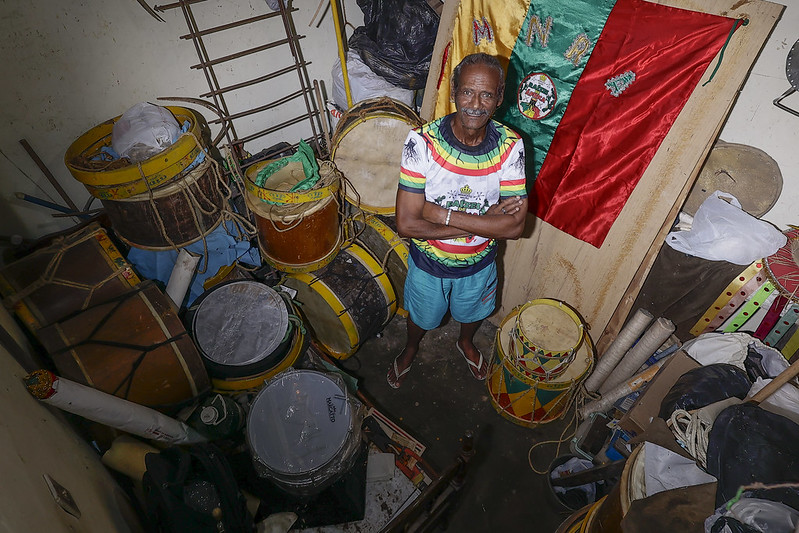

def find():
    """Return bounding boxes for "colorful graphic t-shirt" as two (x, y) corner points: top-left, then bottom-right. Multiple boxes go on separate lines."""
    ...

(398, 115), (526, 278)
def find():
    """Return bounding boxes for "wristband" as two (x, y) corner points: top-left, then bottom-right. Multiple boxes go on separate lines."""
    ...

(445, 208), (453, 226)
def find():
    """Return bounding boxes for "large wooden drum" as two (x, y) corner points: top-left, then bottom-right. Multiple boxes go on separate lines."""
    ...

(353, 213), (409, 313)
(246, 159), (342, 273)
(101, 159), (225, 250)
(36, 282), (210, 411)
(331, 98), (423, 215)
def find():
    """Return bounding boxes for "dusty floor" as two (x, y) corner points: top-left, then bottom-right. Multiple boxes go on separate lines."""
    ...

(338, 312), (578, 532)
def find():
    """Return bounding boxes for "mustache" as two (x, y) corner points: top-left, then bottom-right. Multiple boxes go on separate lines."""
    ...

(462, 108), (489, 116)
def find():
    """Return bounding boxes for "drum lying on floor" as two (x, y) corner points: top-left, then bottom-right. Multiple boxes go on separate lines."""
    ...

(487, 307), (594, 428)
(331, 97), (423, 215)
(247, 369), (363, 496)
(189, 280), (306, 391)
(283, 242), (396, 359)
(245, 159), (342, 273)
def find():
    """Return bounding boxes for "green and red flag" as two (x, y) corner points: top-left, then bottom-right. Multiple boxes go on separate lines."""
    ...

(432, 0), (740, 248)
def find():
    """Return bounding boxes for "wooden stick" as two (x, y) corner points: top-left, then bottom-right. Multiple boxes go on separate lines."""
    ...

(18, 139), (79, 212)
(749, 357), (799, 404)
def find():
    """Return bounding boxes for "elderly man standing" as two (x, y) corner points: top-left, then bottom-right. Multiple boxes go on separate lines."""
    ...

(388, 53), (528, 389)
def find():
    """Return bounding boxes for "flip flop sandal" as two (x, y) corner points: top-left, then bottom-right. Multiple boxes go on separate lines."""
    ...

(456, 342), (488, 381)
(387, 355), (412, 389)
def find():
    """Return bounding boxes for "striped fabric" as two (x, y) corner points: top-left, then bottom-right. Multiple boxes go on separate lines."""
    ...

(399, 115), (525, 274)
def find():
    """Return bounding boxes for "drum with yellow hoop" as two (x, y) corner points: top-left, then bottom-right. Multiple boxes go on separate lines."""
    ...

(331, 97), (423, 215)
(283, 242), (397, 359)
(487, 306), (594, 428)
(510, 299), (586, 381)
(245, 158), (342, 273)
(189, 280), (306, 392)
(65, 106), (208, 200)
(352, 212), (409, 314)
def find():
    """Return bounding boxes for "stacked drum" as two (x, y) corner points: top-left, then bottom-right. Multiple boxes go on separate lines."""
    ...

(487, 299), (595, 428)
(65, 106), (225, 250)
(241, 98), (422, 360)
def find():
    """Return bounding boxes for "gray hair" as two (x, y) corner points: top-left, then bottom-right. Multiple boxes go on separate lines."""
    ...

(452, 53), (505, 95)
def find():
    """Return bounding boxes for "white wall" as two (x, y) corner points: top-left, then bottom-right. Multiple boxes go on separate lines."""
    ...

(0, 0), (362, 239)
(0, 0), (795, 240)
(719, 0), (798, 230)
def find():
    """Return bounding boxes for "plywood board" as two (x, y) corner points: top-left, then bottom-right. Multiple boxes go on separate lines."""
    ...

(421, 0), (784, 344)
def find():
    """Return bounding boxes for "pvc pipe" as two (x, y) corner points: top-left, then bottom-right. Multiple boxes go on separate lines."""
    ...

(165, 249), (200, 309)
(583, 309), (654, 392)
(599, 317), (676, 394)
(25, 370), (206, 444)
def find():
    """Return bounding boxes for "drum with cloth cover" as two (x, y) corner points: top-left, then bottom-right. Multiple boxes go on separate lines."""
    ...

(247, 369), (363, 496)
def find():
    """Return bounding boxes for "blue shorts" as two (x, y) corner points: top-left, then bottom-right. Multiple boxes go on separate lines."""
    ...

(404, 257), (497, 330)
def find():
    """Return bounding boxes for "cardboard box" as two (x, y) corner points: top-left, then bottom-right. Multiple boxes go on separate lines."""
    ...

(618, 350), (700, 435)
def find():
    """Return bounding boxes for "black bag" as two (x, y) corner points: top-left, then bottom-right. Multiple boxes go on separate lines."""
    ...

(659, 363), (751, 420)
(142, 443), (254, 533)
(348, 0), (439, 89)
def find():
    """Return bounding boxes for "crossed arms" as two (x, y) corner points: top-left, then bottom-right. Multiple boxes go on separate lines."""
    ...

(395, 189), (527, 241)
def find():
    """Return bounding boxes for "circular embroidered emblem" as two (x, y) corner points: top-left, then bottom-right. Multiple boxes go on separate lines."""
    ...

(517, 72), (557, 120)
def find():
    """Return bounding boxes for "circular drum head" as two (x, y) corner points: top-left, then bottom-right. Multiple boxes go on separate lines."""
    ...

(193, 281), (288, 367)
(684, 141), (783, 218)
(517, 301), (582, 353)
(247, 370), (353, 476)
(332, 98), (422, 214)
(501, 311), (592, 385)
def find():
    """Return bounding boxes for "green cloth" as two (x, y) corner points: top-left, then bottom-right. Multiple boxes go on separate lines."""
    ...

(254, 140), (320, 200)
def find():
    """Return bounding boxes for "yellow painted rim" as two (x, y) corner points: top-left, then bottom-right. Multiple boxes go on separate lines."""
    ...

(365, 215), (408, 265)
(291, 272), (359, 358)
(65, 106), (205, 194)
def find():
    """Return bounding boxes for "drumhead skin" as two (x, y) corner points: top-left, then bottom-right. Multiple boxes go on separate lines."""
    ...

(247, 370), (354, 476)
(516, 299), (583, 353)
(332, 98), (423, 215)
(193, 281), (288, 367)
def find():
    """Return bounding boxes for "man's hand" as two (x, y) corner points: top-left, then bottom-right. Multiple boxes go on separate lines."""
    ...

(485, 196), (524, 217)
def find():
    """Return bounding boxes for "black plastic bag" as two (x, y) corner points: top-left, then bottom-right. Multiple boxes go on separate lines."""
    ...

(659, 363), (751, 420)
(348, 0), (439, 90)
(707, 403), (799, 509)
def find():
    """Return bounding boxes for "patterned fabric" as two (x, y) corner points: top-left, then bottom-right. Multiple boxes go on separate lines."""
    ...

(431, 0), (738, 248)
(399, 114), (525, 278)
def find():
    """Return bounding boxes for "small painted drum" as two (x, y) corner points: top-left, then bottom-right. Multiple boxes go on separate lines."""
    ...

(353, 213), (409, 313)
(510, 299), (586, 381)
(247, 369), (363, 496)
(331, 97), (423, 215)
(190, 280), (306, 391)
(246, 159), (342, 273)
(283, 242), (397, 359)
(487, 307), (594, 428)
(101, 159), (225, 250)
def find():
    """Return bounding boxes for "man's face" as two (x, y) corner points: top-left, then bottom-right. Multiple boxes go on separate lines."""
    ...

(452, 63), (503, 133)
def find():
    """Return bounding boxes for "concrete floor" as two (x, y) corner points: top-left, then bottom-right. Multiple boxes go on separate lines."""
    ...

(338, 313), (578, 532)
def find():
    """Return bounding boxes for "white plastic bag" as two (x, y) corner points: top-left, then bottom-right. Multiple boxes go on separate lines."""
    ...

(748, 378), (799, 426)
(666, 191), (786, 265)
(112, 102), (181, 163)
(331, 50), (415, 112)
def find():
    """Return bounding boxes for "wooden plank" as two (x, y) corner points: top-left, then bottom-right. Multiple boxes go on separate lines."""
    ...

(420, 0), (460, 121)
(496, 0), (783, 347)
